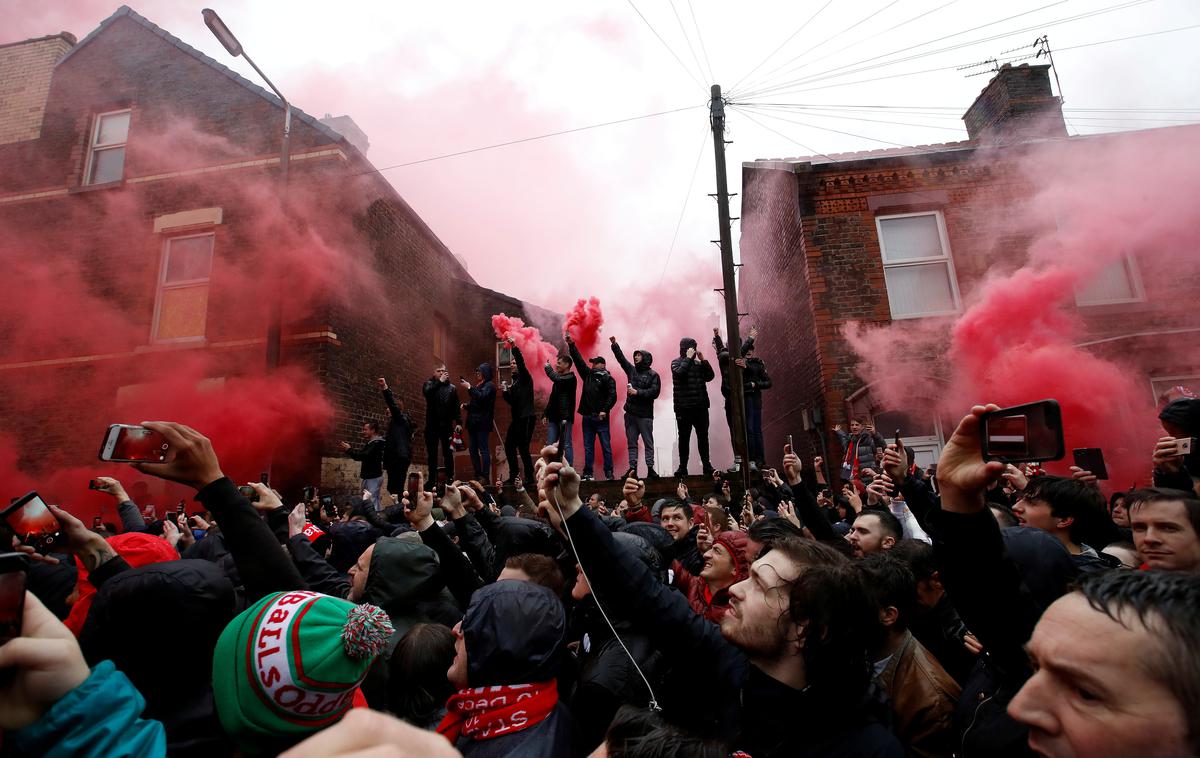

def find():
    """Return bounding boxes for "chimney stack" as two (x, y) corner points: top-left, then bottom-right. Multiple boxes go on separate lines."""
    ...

(320, 113), (370, 155)
(962, 63), (1066, 144)
(0, 32), (76, 145)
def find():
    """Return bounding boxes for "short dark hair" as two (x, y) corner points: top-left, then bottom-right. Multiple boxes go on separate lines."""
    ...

(747, 515), (805, 558)
(1129, 488), (1200, 534)
(857, 508), (902, 543)
(659, 500), (692, 522)
(989, 503), (1020, 529)
(363, 419), (381, 433)
(388, 623), (456, 727)
(890, 538), (938, 582)
(1023, 475), (1112, 545)
(1109, 490), (1129, 512)
(705, 492), (730, 511)
(504, 553), (566, 597)
(604, 705), (729, 757)
(857, 552), (918, 634)
(775, 538), (876, 705)
(1076, 570), (1200, 753)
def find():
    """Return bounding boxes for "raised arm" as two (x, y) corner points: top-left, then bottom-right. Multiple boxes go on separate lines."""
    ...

(567, 340), (589, 378)
(610, 338), (634, 376)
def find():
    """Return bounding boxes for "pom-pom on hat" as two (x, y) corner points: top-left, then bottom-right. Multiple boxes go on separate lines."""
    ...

(212, 590), (393, 753)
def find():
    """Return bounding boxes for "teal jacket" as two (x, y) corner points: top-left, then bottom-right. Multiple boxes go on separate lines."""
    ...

(11, 660), (166, 757)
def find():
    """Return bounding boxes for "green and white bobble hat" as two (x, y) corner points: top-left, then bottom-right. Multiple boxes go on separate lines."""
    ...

(212, 590), (393, 752)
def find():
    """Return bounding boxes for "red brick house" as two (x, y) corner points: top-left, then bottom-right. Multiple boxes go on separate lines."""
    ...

(740, 64), (1200, 473)
(0, 6), (559, 504)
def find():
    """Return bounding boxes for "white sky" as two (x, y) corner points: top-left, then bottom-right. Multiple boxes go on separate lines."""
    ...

(11, 0), (1200, 312)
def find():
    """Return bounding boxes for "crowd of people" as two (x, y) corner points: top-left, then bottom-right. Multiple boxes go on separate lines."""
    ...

(341, 330), (771, 501)
(2, 363), (1199, 756)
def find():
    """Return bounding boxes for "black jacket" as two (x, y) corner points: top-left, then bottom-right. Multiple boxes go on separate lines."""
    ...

(713, 334), (772, 398)
(611, 342), (659, 419)
(423, 377), (461, 431)
(347, 436), (385, 479)
(465, 363), (497, 429)
(502, 345), (536, 420)
(456, 581), (580, 758)
(670, 338), (715, 412)
(381, 388), (414, 461)
(569, 342), (617, 418)
(564, 506), (903, 757)
(80, 560), (238, 757)
(544, 363), (578, 422)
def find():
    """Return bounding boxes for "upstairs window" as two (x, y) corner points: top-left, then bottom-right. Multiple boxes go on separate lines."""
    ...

(876, 211), (962, 319)
(496, 341), (514, 386)
(85, 110), (130, 185)
(1074, 253), (1144, 306)
(152, 233), (213, 342)
(433, 317), (449, 363)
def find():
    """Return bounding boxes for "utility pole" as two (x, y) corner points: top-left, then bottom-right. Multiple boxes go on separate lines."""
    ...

(710, 85), (750, 490)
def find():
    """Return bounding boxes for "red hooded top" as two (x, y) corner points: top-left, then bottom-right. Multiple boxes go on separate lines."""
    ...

(675, 530), (750, 625)
(64, 532), (179, 636)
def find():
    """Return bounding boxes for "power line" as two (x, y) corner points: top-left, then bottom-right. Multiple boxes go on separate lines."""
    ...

(735, 0), (962, 97)
(728, 0), (834, 93)
(744, 103), (1200, 124)
(736, 0), (1151, 100)
(669, 0), (710, 86)
(733, 0), (905, 98)
(733, 104), (940, 150)
(353, 105), (702, 175)
(687, 0), (716, 84)
(624, 0), (708, 92)
(735, 12), (1194, 100)
(738, 103), (966, 131)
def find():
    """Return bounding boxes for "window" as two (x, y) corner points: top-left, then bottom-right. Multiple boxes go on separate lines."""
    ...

(1074, 253), (1144, 306)
(496, 341), (514, 386)
(85, 110), (130, 185)
(432, 318), (449, 363)
(875, 211), (962, 319)
(152, 233), (213, 342)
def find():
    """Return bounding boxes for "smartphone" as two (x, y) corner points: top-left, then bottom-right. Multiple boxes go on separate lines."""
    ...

(1179, 438), (1195, 456)
(92, 516), (103, 529)
(895, 429), (902, 446)
(406, 472), (420, 499)
(786, 434), (793, 451)
(981, 400), (1064, 463)
(237, 484), (259, 502)
(319, 495), (334, 515)
(1072, 448), (1109, 480)
(435, 469), (447, 498)
(302, 485), (315, 502)
(259, 471), (270, 485)
(0, 553), (29, 644)
(98, 424), (170, 463)
(1, 492), (61, 552)
(87, 479), (102, 491)
(142, 504), (155, 522)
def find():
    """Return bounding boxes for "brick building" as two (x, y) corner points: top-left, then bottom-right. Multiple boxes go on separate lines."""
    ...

(0, 6), (559, 503)
(740, 64), (1200, 473)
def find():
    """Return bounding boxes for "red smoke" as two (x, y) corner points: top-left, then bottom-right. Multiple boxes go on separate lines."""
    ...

(564, 296), (605, 357)
(845, 127), (1200, 489)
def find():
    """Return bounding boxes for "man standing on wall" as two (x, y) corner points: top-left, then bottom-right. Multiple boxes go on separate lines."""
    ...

(423, 364), (460, 487)
(671, 336), (715, 477)
(376, 377), (414, 499)
(566, 332), (617, 481)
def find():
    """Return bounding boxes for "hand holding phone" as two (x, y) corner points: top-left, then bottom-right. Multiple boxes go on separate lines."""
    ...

(98, 424), (171, 463)
(981, 400), (1064, 463)
(1, 494), (61, 553)
(1072, 448), (1109, 480)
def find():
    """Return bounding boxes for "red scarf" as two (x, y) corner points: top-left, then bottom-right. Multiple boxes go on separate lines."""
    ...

(437, 681), (558, 744)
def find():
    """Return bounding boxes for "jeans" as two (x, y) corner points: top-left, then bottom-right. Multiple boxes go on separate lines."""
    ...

(384, 457), (410, 500)
(362, 476), (383, 511)
(468, 423), (491, 480)
(424, 427), (454, 486)
(676, 407), (711, 473)
(745, 394), (764, 465)
(624, 414), (655, 472)
(504, 416), (536, 483)
(581, 415), (614, 477)
(547, 419), (574, 467)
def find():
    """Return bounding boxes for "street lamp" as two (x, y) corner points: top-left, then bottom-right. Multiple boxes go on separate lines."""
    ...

(202, 8), (289, 370)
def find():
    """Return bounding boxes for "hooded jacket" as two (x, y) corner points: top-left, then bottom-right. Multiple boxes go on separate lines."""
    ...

(568, 342), (617, 418)
(423, 375), (461, 431)
(611, 341), (659, 419)
(79, 559), (238, 757)
(1158, 397), (1200, 479)
(364, 537), (463, 641)
(670, 338), (715, 412)
(64, 532), (179, 636)
(502, 344), (536, 420)
(543, 361), (578, 423)
(674, 530), (748, 625)
(713, 334), (773, 398)
(466, 363), (497, 428)
(456, 581), (579, 757)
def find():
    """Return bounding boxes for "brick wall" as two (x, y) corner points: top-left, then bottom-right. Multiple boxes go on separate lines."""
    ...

(0, 34), (75, 145)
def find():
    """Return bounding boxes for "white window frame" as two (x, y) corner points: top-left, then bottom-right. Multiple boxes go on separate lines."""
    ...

(875, 210), (963, 320)
(1073, 252), (1146, 307)
(496, 341), (514, 386)
(1150, 374), (1200, 404)
(151, 232), (214, 344)
(84, 109), (131, 185)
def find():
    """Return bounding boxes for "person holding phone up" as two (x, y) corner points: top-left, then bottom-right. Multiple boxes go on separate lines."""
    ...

(543, 351), (578, 467)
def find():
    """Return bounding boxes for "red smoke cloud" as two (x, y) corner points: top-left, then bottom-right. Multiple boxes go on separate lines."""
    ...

(846, 127), (1200, 488)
